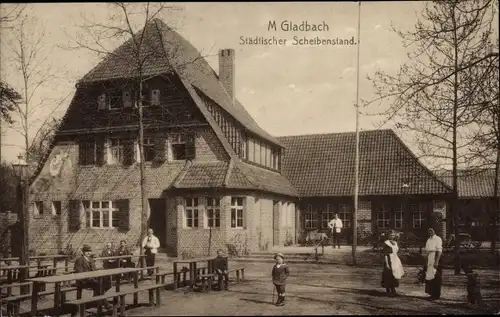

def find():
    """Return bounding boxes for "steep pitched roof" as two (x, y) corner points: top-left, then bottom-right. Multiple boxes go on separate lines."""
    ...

(435, 169), (499, 198)
(77, 18), (282, 147)
(277, 129), (452, 197)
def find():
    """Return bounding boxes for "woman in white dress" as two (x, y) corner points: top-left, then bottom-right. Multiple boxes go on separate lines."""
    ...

(423, 227), (443, 300)
(381, 231), (405, 296)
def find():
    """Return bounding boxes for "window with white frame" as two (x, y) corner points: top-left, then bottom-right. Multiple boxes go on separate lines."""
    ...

(51, 201), (62, 216)
(305, 205), (318, 229)
(231, 197), (244, 228)
(339, 204), (351, 228)
(143, 138), (156, 162)
(185, 198), (199, 228)
(394, 204), (403, 229)
(206, 197), (221, 228)
(321, 205), (335, 229)
(84, 201), (119, 228)
(377, 205), (390, 228)
(109, 138), (124, 164)
(33, 201), (43, 216)
(412, 204), (426, 228)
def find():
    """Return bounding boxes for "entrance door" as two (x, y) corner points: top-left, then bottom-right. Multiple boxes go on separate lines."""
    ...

(148, 199), (167, 248)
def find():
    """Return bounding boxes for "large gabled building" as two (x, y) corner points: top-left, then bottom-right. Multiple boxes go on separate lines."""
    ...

(277, 130), (452, 242)
(28, 19), (297, 257)
(27, 19), (457, 257)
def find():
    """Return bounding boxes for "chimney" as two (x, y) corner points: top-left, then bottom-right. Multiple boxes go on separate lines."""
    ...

(219, 48), (235, 103)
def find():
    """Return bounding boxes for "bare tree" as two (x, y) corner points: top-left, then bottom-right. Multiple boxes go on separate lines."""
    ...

(65, 2), (211, 256)
(2, 10), (69, 163)
(364, 0), (496, 274)
(465, 36), (499, 252)
(0, 3), (26, 26)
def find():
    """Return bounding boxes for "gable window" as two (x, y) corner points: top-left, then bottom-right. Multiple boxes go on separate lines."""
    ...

(84, 201), (120, 228)
(108, 90), (122, 109)
(151, 89), (161, 106)
(143, 138), (156, 162)
(110, 138), (125, 164)
(51, 201), (62, 216)
(122, 90), (133, 108)
(248, 139), (255, 162)
(321, 204), (335, 229)
(272, 150), (279, 170)
(206, 197), (221, 228)
(185, 198), (199, 228)
(339, 204), (351, 228)
(412, 204), (426, 228)
(97, 93), (107, 110)
(377, 205), (390, 228)
(305, 205), (318, 229)
(171, 134), (186, 160)
(394, 204), (403, 229)
(80, 140), (96, 165)
(33, 201), (43, 216)
(231, 197), (245, 228)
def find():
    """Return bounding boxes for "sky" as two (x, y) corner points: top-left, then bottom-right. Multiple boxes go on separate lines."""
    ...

(0, 1), (461, 164)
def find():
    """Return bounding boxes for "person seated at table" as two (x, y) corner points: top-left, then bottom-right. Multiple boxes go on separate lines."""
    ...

(213, 249), (229, 290)
(115, 240), (134, 268)
(74, 245), (112, 310)
(100, 243), (118, 269)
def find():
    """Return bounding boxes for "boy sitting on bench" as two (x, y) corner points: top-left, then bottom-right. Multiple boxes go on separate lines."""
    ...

(213, 249), (229, 290)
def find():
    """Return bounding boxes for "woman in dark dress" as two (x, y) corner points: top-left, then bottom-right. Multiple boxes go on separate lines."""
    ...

(381, 232), (404, 296)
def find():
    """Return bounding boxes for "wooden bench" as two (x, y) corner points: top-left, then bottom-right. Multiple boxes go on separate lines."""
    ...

(2, 285), (77, 316)
(0, 281), (32, 297)
(66, 282), (169, 317)
(195, 273), (216, 292)
(228, 267), (245, 283)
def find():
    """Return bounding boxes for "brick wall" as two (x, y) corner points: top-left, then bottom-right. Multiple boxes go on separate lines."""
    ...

(29, 125), (227, 255)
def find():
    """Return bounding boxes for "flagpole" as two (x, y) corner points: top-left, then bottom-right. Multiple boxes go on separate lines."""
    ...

(352, 0), (361, 266)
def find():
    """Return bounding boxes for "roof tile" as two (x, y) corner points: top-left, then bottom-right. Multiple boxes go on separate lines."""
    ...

(277, 129), (451, 197)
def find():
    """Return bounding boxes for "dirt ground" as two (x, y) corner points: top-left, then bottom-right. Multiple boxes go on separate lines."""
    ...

(121, 262), (500, 316)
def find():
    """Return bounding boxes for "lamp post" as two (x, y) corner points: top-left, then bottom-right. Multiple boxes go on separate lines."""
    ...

(12, 153), (30, 294)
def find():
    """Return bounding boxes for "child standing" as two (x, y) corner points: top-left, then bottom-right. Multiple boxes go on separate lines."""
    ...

(272, 253), (289, 306)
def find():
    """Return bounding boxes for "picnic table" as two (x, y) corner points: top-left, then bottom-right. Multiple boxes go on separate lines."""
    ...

(28, 267), (143, 317)
(0, 264), (39, 284)
(0, 254), (69, 272)
(173, 257), (218, 291)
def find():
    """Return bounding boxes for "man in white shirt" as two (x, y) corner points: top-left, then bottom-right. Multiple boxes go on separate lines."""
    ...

(328, 214), (343, 249)
(142, 228), (160, 276)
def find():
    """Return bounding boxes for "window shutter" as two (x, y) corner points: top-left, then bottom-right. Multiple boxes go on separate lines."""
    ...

(116, 199), (130, 231)
(185, 134), (196, 160)
(154, 138), (166, 162)
(78, 141), (86, 165)
(68, 200), (81, 231)
(123, 90), (132, 108)
(123, 140), (135, 166)
(151, 89), (160, 106)
(97, 93), (107, 110)
(95, 138), (105, 166)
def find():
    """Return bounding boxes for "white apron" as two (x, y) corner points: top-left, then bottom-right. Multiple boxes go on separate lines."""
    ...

(384, 240), (404, 279)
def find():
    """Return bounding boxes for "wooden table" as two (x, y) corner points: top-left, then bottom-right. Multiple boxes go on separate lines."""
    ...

(0, 264), (39, 284)
(172, 257), (217, 291)
(28, 267), (141, 317)
(1, 255), (69, 271)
